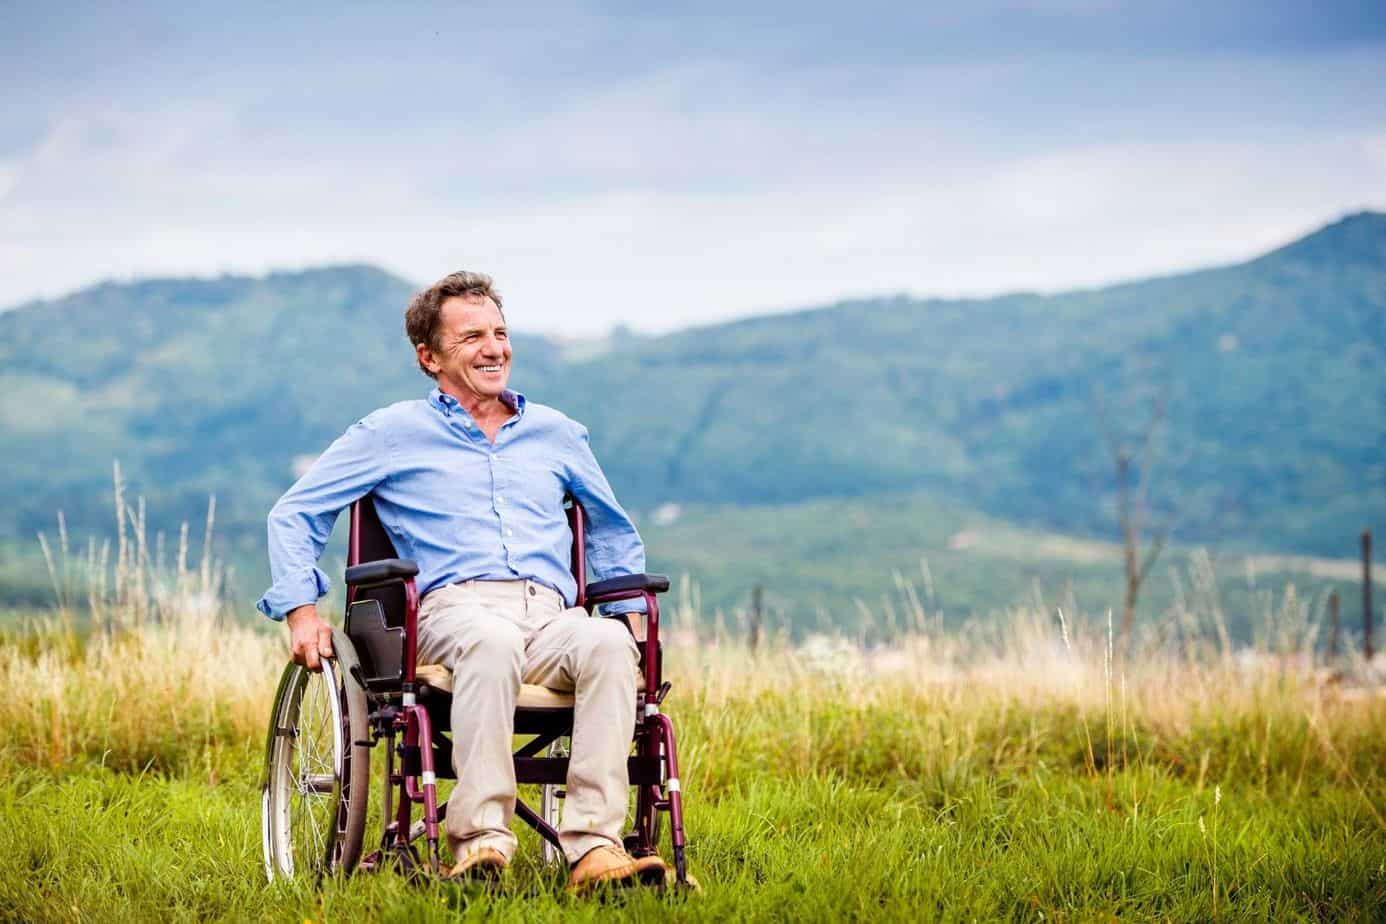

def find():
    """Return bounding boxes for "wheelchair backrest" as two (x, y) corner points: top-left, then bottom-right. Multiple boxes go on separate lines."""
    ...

(344, 496), (408, 690)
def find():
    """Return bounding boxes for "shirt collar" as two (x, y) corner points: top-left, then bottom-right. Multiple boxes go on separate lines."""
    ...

(428, 386), (527, 419)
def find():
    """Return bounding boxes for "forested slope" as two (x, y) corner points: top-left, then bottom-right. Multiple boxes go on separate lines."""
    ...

(1, 213), (1381, 617)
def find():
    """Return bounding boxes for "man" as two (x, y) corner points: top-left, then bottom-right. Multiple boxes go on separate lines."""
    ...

(257, 271), (659, 890)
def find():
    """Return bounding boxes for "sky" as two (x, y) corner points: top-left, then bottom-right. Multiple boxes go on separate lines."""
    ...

(3, 0), (1385, 334)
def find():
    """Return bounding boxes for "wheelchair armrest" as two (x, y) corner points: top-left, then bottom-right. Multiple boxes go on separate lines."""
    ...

(586, 573), (670, 598)
(344, 558), (419, 586)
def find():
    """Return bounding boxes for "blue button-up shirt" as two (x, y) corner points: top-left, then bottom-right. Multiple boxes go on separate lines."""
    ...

(256, 387), (645, 619)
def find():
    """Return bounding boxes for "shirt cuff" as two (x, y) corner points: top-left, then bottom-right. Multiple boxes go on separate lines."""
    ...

(257, 566), (331, 621)
(599, 599), (647, 616)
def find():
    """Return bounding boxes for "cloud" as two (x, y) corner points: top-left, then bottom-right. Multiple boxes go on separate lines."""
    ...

(2, 6), (1385, 332)
(3, 126), (1385, 334)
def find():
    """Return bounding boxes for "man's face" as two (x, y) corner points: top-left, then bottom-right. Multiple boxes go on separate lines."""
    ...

(419, 294), (512, 401)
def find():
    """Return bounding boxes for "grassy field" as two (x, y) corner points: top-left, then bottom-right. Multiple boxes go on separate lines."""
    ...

(9, 484), (1380, 651)
(1, 588), (1383, 923)
(639, 491), (1381, 643)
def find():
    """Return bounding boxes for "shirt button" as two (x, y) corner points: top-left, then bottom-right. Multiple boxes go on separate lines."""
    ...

(507, 528), (514, 537)
(497, 496), (505, 504)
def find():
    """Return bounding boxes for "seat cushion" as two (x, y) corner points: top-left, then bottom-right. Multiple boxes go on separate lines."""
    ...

(520, 684), (575, 709)
(414, 663), (643, 709)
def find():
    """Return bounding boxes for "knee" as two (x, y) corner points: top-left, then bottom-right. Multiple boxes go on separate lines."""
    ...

(585, 618), (639, 666)
(454, 621), (524, 679)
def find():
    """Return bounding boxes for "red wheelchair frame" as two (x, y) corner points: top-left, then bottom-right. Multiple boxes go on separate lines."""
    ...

(260, 494), (690, 886)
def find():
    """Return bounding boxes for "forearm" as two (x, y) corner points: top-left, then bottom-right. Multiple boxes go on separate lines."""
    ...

(256, 416), (389, 619)
(567, 421), (647, 613)
(257, 500), (337, 619)
(286, 602), (318, 627)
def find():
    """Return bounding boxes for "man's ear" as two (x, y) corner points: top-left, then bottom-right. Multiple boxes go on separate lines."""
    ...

(416, 341), (442, 375)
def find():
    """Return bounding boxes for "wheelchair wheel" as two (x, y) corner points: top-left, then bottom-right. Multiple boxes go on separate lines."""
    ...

(262, 630), (370, 881)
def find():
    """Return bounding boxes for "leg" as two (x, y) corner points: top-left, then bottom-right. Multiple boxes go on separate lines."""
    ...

(416, 585), (525, 863)
(524, 611), (639, 864)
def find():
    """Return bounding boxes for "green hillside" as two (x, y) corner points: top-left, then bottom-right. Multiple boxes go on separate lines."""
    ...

(571, 212), (1386, 553)
(1, 213), (1382, 629)
(0, 266), (562, 542)
(640, 492), (1374, 646)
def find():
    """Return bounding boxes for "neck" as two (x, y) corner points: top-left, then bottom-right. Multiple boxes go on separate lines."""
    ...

(438, 381), (511, 422)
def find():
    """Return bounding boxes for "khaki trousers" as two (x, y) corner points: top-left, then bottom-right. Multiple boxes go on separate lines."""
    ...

(416, 579), (639, 864)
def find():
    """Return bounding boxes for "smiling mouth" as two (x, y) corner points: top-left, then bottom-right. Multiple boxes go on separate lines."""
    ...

(475, 365), (504, 373)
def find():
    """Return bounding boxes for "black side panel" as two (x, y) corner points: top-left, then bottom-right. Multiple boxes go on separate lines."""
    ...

(344, 598), (406, 690)
(345, 495), (408, 693)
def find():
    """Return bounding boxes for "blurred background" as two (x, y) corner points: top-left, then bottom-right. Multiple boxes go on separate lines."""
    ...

(2, 0), (1383, 647)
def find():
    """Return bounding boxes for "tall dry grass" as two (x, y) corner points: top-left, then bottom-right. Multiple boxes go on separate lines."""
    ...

(2, 477), (1382, 836)
(2, 464), (277, 774)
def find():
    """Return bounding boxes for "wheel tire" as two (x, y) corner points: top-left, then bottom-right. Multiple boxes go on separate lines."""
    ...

(262, 629), (370, 881)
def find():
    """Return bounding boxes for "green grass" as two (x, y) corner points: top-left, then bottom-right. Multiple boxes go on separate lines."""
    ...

(3, 764), (1381, 922)
(0, 609), (1383, 922)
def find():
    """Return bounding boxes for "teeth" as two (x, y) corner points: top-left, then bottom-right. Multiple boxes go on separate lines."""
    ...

(477, 365), (502, 372)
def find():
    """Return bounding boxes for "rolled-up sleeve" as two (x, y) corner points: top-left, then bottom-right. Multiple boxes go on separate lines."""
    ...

(565, 421), (647, 615)
(256, 417), (390, 620)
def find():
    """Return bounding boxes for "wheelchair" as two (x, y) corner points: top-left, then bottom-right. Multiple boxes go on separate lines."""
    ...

(260, 494), (691, 887)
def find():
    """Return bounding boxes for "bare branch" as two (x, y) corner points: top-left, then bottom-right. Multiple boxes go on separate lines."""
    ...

(1088, 385), (1124, 464)
(1136, 530), (1169, 588)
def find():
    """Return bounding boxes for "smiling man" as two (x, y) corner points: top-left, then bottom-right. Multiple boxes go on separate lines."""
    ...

(256, 271), (659, 890)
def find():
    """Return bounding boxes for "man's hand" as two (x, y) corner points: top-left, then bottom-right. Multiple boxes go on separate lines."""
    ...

(287, 604), (334, 671)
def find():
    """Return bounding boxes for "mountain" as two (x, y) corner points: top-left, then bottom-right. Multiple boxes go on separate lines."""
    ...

(0, 266), (562, 545)
(1, 213), (1382, 623)
(569, 211), (1385, 552)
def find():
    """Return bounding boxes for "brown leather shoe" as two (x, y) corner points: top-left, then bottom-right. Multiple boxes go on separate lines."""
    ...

(633, 853), (669, 886)
(445, 846), (508, 883)
(567, 844), (637, 893)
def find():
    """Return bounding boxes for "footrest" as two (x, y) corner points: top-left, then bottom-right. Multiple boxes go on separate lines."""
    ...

(515, 755), (663, 786)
